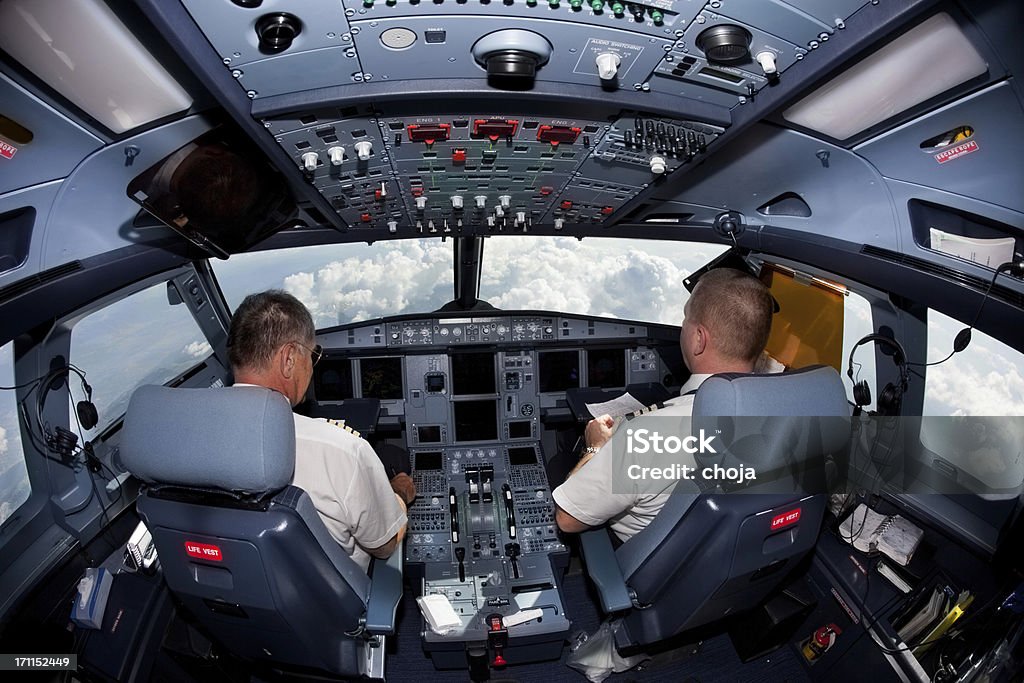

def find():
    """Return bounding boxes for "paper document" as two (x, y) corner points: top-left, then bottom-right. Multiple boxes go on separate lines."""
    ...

(930, 228), (1015, 268)
(838, 504), (924, 566)
(585, 392), (647, 419)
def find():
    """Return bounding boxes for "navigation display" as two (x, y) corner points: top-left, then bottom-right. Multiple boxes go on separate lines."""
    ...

(451, 352), (496, 395)
(315, 359), (353, 400)
(539, 350), (580, 392)
(453, 400), (498, 442)
(360, 357), (403, 399)
(588, 349), (626, 388)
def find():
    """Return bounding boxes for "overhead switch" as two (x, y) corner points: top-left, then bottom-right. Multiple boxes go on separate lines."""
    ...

(301, 152), (318, 172)
(596, 53), (620, 81)
(415, 196), (427, 210)
(649, 155), (667, 175)
(554, 218), (564, 230)
(354, 140), (373, 161)
(499, 195), (512, 209)
(755, 51), (777, 76)
(387, 220), (398, 233)
(475, 195), (487, 209)
(451, 195), (464, 209)
(328, 146), (345, 166)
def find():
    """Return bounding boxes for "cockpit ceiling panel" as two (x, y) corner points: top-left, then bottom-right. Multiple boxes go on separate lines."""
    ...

(855, 82), (1024, 215)
(265, 108), (723, 231)
(176, 0), (873, 106)
(0, 74), (103, 196)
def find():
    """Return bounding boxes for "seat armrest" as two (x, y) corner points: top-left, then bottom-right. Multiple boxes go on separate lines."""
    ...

(365, 540), (404, 634)
(579, 530), (633, 613)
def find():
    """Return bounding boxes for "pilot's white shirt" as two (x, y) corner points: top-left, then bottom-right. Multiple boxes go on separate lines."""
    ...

(234, 385), (406, 572)
(290, 414), (407, 571)
(552, 374), (711, 541)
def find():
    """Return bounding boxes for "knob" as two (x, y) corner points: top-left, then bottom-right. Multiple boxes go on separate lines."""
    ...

(428, 220), (437, 233)
(354, 140), (373, 161)
(554, 218), (564, 230)
(486, 216), (496, 227)
(327, 146), (345, 165)
(650, 155), (667, 175)
(451, 195), (464, 209)
(515, 211), (526, 225)
(495, 206), (505, 218)
(596, 52), (621, 81)
(755, 51), (777, 76)
(499, 195), (511, 209)
(474, 195), (487, 209)
(415, 196), (427, 210)
(300, 151), (318, 172)
(387, 220), (398, 233)
(392, 332), (400, 340)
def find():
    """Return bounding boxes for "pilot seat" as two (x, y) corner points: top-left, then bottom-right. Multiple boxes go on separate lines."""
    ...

(578, 365), (851, 657)
(120, 385), (402, 680)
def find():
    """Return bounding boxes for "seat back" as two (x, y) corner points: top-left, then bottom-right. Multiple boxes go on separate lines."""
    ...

(121, 385), (374, 677)
(614, 366), (850, 650)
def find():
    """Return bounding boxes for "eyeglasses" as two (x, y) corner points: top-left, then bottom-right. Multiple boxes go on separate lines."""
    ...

(292, 341), (323, 367)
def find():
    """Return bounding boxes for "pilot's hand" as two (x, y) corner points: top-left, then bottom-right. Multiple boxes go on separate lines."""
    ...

(584, 414), (616, 451)
(389, 472), (416, 506)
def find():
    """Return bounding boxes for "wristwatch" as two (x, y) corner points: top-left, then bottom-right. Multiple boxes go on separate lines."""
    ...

(580, 445), (601, 458)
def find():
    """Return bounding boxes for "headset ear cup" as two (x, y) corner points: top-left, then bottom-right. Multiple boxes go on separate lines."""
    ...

(877, 383), (900, 416)
(77, 401), (99, 431)
(853, 380), (872, 407)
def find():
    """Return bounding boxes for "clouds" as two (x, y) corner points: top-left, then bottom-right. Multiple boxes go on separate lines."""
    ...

(183, 341), (212, 359)
(924, 313), (1024, 416)
(0, 426), (7, 456)
(480, 237), (724, 324)
(276, 240), (454, 328)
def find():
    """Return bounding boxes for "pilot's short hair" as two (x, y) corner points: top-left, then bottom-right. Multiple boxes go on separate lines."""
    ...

(688, 268), (773, 363)
(228, 290), (315, 371)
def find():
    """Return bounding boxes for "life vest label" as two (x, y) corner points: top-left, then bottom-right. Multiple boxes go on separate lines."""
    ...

(185, 541), (223, 561)
(770, 508), (801, 530)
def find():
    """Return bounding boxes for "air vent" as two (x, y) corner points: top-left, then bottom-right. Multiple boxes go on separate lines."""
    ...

(757, 192), (812, 217)
(0, 261), (83, 304)
(861, 245), (1024, 309)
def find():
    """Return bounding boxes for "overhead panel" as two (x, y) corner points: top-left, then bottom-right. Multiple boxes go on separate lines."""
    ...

(172, 0), (879, 234)
(265, 107), (720, 232)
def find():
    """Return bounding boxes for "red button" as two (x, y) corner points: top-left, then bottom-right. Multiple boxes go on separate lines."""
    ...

(560, 200), (573, 210)
(361, 213), (372, 222)
(452, 148), (466, 163)
(601, 206), (614, 215)
(412, 187), (423, 197)
(374, 189), (383, 200)
(539, 186), (553, 196)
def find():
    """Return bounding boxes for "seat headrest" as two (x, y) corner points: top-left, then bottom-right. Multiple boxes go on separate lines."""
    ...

(691, 366), (851, 475)
(121, 385), (296, 494)
(693, 365), (850, 417)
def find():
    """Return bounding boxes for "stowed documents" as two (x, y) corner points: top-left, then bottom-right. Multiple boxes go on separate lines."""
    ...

(838, 503), (924, 566)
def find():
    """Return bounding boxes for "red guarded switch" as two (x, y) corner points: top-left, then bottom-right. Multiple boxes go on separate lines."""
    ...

(361, 213), (372, 223)
(452, 148), (467, 163)
(601, 206), (614, 215)
(560, 200), (573, 210)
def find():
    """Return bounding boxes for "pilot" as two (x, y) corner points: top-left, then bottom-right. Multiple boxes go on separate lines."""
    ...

(553, 268), (773, 540)
(227, 290), (416, 571)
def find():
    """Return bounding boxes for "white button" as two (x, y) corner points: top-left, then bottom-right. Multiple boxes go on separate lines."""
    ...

(328, 146), (345, 165)
(301, 151), (318, 171)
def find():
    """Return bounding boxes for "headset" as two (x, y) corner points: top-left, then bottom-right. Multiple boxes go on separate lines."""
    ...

(846, 333), (910, 417)
(40, 364), (99, 432)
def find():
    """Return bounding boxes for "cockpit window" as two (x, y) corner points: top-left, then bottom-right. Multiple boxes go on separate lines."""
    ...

(210, 239), (455, 328)
(923, 309), (1024, 416)
(69, 282), (211, 439)
(0, 341), (30, 527)
(478, 237), (730, 324)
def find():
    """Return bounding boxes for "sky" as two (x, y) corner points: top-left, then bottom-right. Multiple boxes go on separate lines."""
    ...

(2, 235), (1023, 522)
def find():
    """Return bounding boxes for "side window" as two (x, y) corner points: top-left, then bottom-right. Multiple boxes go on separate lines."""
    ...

(70, 282), (211, 439)
(842, 290), (876, 410)
(0, 341), (31, 526)
(921, 309), (1024, 497)
(923, 309), (1024, 416)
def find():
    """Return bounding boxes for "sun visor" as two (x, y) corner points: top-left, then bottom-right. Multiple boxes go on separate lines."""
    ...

(127, 127), (297, 258)
(761, 264), (845, 372)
